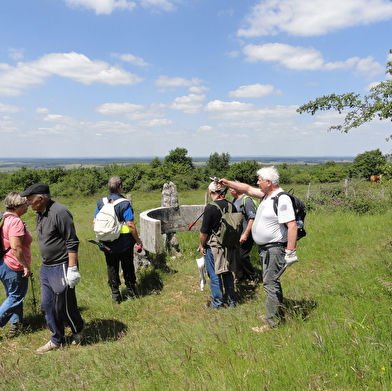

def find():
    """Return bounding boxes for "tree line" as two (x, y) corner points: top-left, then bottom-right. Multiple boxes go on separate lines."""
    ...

(0, 147), (389, 198)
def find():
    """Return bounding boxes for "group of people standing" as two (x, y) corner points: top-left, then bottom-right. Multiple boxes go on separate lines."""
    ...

(0, 176), (142, 353)
(199, 166), (299, 332)
(0, 166), (299, 352)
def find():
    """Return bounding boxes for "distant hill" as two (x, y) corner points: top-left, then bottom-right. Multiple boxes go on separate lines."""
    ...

(0, 156), (354, 172)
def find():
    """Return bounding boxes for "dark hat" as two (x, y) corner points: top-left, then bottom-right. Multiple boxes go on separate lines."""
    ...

(20, 183), (50, 197)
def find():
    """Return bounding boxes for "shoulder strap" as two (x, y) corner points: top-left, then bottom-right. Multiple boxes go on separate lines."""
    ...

(113, 198), (130, 207)
(272, 191), (286, 215)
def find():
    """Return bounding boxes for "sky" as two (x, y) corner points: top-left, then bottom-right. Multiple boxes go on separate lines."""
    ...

(1, 0), (392, 159)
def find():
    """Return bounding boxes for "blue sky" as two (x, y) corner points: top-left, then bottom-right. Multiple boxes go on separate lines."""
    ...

(1, 0), (392, 158)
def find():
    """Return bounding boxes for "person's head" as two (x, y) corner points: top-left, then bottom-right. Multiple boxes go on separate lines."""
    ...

(229, 182), (243, 199)
(256, 166), (280, 193)
(3, 192), (28, 216)
(208, 181), (226, 199)
(108, 176), (123, 194)
(20, 183), (51, 213)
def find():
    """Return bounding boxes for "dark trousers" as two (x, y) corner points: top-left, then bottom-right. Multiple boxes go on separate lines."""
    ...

(105, 246), (136, 289)
(236, 237), (258, 281)
(40, 263), (84, 345)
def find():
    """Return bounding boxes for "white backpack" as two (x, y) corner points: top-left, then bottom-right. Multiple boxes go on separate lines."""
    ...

(94, 197), (129, 242)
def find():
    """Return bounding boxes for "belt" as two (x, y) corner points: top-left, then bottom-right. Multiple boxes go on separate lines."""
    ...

(259, 242), (287, 251)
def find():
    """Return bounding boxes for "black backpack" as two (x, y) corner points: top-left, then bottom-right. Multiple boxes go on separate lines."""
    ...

(211, 201), (243, 248)
(0, 212), (12, 258)
(272, 190), (307, 240)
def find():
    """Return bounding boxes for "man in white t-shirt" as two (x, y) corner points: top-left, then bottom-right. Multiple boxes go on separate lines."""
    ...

(220, 166), (298, 332)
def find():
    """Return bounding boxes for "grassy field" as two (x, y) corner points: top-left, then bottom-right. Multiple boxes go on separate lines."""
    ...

(0, 188), (391, 390)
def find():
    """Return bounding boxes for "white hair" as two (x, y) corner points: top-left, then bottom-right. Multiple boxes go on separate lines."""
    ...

(257, 166), (280, 186)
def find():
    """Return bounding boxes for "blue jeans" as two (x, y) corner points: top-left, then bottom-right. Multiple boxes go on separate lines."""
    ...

(205, 247), (236, 308)
(0, 259), (28, 327)
(259, 245), (285, 327)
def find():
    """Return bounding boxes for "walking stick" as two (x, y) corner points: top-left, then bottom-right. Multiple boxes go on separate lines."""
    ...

(187, 212), (204, 230)
(30, 273), (38, 314)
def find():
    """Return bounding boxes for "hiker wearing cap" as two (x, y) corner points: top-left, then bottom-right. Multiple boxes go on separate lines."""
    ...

(220, 166), (298, 332)
(93, 176), (142, 303)
(21, 183), (84, 353)
(0, 192), (32, 337)
(197, 181), (237, 309)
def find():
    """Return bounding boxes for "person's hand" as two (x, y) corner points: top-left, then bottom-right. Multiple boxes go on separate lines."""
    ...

(197, 245), (206, 256)
(67, 266), (81, 288)
(285, 249), (299, 266)
(23, 267), (31, 278)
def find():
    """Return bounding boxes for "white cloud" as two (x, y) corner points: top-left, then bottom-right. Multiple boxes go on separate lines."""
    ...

(238, 0), (392, 37)
(242, 43), (384, 77)
(64, 0), (178, 14)
(229, 84), (283, 98)
(0, 103), (24, 113)
(36, 107), (50, 114)
(168, 94), (205, 114)
(65, 0), (137, 15)
(95, 102), (145, 115)
(155, 75), (204, 89)
(0, 52), (144, 96)
(140, 0), (177, 12)
(111, 53), (151, 67)
(189, 85), (209, 94)
(8, 48), (25, 61)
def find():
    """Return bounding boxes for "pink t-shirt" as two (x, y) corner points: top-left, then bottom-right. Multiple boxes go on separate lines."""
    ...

(1, 214), (32, 271)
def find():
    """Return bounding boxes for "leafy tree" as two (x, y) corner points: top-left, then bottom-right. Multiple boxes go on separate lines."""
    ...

(348, 149), (387, 179)
(8, 166), (43, 191)
(163, 147), (194, 169)
(226, 160), (261, 185)
(297, 50), (392, 134)
(204, 152), (231, 178)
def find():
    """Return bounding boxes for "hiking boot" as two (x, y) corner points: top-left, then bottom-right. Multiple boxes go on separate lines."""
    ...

(124, 284), (139, 300)
(8, 323), (21, 338)
(36, 340), (61, 353)
(71, 321), (85, 345)
(111, 288), (122, 303)
(202, 301), (223, 310)
(251, 324), (272, 333)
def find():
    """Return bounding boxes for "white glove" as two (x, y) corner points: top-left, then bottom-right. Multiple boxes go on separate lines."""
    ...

(67, 266), (81, 288)
(285, 249), (299, 267)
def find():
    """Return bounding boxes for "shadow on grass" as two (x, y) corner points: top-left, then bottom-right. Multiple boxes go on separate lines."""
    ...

(282, 297), (318, 322)
(79, 318), (128, 345)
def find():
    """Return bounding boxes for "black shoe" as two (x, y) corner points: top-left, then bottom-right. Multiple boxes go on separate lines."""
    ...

(111, 288), (122, 303)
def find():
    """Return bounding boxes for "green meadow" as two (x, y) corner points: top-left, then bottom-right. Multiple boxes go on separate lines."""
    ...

(0, 187), (391, 390)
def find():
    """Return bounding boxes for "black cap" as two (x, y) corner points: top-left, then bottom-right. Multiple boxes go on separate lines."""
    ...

(20, 183), (50, 197)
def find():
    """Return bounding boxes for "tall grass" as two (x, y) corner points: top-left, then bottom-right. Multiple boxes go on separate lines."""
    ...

(0, 186), (391, 390)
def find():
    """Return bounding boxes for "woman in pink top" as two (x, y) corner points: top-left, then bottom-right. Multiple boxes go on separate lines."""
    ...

(0, 192), (32, 337)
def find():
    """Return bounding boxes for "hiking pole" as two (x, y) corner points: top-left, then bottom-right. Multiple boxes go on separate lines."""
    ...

(88, 239), (112, 253)
(187, 212), (204, 230)
(276, 264), (288, 279)
(30, 273), (38, 315)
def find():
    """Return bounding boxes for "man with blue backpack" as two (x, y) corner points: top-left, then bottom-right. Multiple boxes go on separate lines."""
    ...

(220, 166), (302, 332)
(93, 176), (143, 303)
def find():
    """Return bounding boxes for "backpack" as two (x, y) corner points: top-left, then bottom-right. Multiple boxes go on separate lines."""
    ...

(0, 213), (12, 258)
(241, 195), (259, 210)
(211, 201), (243, 248)
(272, 190), (307, 240)
(93, 197), (130, 242)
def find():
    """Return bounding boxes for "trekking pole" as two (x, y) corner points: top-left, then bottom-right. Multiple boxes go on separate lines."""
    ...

(88, 239), (112, 253)
(30, 273), (38, 315)
(187, 212), (204, 230)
